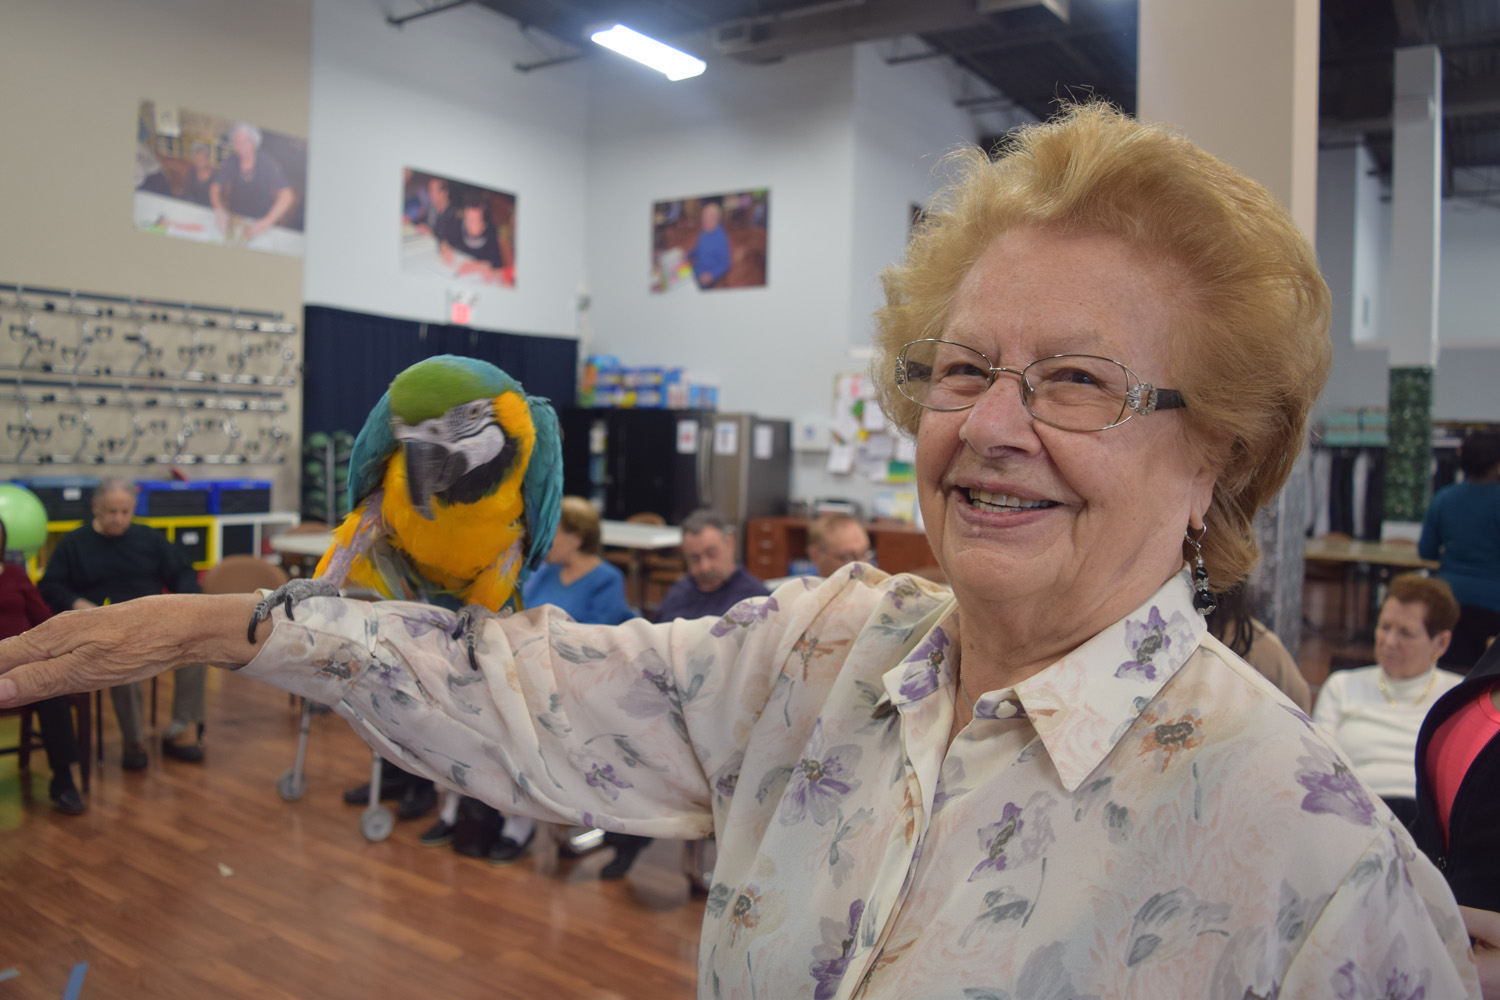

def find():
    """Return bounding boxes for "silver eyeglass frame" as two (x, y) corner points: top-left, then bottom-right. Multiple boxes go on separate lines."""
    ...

(894, 339), (1186, 432)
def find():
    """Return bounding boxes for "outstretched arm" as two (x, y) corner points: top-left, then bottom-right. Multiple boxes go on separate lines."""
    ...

(0, 594), (268, 706)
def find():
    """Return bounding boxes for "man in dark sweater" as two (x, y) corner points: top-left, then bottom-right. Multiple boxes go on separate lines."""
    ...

(654, 509), (768, 624)
(604, 510), (768, 880)
(39, 480), (205, 770)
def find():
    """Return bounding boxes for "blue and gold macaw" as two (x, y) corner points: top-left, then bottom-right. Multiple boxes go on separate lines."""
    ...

(251, 354), (561, 663)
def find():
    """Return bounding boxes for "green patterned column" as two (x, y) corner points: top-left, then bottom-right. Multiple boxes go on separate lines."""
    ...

(1383, 365), (1433, 522)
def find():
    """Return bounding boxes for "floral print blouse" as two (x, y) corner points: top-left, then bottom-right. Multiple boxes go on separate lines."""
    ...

(241, 566), (1479, 999)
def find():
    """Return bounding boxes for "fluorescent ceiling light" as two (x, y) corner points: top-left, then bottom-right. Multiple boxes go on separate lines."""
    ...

(590, 24), (706, 81)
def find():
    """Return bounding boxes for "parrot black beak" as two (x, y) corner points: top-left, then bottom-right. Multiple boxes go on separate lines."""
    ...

(404, 441), (468, 519)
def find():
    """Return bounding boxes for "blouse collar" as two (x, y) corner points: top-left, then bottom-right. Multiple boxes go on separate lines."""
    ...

(879, 569), (1205, 792)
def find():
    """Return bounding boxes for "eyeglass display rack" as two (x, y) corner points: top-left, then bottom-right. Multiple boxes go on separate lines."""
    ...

(0, 282), (297, 467)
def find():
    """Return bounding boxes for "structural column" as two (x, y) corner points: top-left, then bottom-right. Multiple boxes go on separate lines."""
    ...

(1383, 45), (1443, 528)
(1137, 0), (1320, 649)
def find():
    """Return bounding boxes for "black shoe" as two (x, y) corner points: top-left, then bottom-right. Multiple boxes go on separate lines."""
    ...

(343, 772), (409, 806)
(487, 829), (534, 865)
(50, 778), (86, 815)
(162, 736), (204, 763)
(600, 835), (651, 880)
(418, 819), (455, 847)
(454, 835), (488, 859)
(451, 798), (501, 858)
(122, 747), (149, 771)
(397, 781), (437, 821)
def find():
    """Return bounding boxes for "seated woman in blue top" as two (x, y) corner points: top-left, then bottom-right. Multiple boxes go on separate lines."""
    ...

(522, 496), (635, 626)
(1421, 430), (1500, 669)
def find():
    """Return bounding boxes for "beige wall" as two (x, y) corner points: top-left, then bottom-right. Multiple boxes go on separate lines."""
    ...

(1138, 0), (1320, 240)
(0, 0), (311, 505)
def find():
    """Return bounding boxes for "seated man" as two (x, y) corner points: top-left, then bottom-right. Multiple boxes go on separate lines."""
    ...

(806, 513), (872, 578)
(1311, 573), (1465, 827)
(38, 479), (207, 770)
(654, 510), (768, 623)
(606, 510), (767, 880)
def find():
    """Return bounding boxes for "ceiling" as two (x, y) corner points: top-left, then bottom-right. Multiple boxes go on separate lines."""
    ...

(409, 0), (1500, 203)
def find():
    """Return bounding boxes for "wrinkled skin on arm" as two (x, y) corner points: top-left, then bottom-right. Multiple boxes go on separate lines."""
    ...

(0, 594), (266, 706)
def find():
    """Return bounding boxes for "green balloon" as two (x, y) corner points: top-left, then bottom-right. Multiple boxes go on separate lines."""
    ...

(0, 483), (51, 556)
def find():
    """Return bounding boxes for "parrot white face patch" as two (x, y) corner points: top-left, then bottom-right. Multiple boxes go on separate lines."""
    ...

(393, 399), (509, 514)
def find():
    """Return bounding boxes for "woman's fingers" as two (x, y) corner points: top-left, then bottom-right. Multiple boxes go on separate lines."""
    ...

(0, 595), (256, 706)
(0, 655), (92, 706)
(0, 621), (107, 704)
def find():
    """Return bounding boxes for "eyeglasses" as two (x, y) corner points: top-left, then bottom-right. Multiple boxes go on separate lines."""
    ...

(812, 544), (874, 564)
(895, 339), (1186, 432)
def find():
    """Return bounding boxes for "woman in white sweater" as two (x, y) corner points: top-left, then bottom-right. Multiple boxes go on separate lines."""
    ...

(1313, 573), (1465, 827)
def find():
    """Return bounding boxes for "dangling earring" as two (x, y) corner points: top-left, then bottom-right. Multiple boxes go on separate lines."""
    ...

(1187, 525), (1217, 616)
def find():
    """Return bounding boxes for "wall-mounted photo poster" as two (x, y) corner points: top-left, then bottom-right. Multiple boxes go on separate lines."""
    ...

(651, 189), (769, 293)
(134, 100), (308, 256)
(401, 168), (517, 288)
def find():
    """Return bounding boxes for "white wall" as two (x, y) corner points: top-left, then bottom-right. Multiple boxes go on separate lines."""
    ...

(797, 44), (981, 510)
(583, 46), (859, 420)
(1438, 204), (1500, 348)
(584, 41), (977, 511)
(1317, 142), (1500, 420)
(847, 45), (979, 350)
(1316, 145), (1391, 415)
(302, 0), (590, 336)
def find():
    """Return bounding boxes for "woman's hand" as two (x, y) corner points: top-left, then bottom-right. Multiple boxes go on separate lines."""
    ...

(1461, 906), (1500, 998)
(0, 593), (266, 707)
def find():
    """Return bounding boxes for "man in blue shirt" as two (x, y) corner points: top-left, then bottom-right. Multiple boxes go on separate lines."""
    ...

(687, 201), (732, 289)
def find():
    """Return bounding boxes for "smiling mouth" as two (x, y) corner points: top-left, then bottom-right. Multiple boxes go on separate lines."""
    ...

(965, 488), (1061, 512)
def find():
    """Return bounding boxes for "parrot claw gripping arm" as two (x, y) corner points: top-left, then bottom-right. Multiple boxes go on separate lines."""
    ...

(451, 603), (506, 671)
(248, 577), (342, 643)
(247, 499), (381, 643)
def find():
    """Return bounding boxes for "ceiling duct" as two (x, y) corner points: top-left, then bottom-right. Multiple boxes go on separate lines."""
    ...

(976, 0), (1070, 24)
(711, 0), (986, 62)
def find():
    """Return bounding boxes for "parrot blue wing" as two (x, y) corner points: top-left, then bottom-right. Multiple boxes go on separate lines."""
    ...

(521, 394), (563, 579)
(346, 388), (398, 510)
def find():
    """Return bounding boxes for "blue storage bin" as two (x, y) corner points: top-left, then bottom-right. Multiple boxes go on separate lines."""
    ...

(208, 479), (273, 515)
(136, 481), (214, 516)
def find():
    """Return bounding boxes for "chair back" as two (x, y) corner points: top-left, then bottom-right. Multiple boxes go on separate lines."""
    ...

(202, 555), (291, 595)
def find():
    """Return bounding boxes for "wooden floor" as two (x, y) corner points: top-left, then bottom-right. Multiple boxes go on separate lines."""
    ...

(0, 579), (1375, 999)
(0, 673), (703, 1000)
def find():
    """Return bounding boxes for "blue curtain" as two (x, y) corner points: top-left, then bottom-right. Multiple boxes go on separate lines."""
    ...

(302, 304), (578, 437)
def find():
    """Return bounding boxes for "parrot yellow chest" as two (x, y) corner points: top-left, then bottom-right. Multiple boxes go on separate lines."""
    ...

(376, 450), (525, 591)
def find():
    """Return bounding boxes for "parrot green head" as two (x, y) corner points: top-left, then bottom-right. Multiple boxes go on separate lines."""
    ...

(387, 355), (528, 519)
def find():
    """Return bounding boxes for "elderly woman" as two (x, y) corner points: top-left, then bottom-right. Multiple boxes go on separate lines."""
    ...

(522, 496), (635, 627)
(0, 105), (1478, 996)
(1312, 573), (1465, 827)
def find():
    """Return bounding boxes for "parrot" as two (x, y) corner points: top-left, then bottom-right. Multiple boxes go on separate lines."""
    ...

(250, 354), (562, 666)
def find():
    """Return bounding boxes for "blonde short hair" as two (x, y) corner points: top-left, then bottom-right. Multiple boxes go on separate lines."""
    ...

(872, 103), (1331, 587)
(557, 496), (602, 555)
